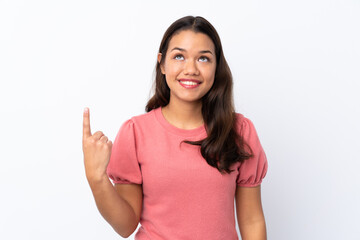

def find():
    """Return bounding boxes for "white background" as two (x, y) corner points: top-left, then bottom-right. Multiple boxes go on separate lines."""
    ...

(1, 0), (359, 239)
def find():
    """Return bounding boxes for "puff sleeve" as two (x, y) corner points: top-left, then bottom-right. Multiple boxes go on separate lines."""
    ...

(236, 116), (268, 187)
(106, 119), (142, 185)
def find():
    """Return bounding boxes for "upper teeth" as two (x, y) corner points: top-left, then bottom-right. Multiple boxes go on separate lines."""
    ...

(180, 81), (199, 85)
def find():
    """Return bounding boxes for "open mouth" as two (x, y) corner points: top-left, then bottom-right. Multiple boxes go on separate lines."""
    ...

(178, 79), (201, 89)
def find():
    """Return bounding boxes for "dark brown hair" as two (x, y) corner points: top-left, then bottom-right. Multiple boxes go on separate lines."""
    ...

(146, 16), (253, 174)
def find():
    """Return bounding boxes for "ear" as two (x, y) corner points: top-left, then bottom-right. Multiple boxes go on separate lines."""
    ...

(157, 53), (165, 74)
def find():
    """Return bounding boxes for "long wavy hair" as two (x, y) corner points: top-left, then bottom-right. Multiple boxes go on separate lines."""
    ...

(146, 16), (253, 174)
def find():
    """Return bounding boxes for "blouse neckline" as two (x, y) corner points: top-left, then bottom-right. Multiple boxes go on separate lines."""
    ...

(154, 106), (207, 137)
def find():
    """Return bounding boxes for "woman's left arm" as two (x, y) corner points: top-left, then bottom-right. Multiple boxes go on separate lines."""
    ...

(235, 185), (267, 240)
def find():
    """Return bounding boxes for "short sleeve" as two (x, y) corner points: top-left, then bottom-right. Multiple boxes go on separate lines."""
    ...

(106, 119), (142, 185)
(236, 116), (268, 187)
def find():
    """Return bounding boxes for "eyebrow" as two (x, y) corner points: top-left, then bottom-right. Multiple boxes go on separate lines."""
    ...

(170, 47), (213, 55)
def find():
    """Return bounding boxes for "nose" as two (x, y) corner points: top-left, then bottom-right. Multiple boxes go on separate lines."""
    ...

(183, 59), (199, 75)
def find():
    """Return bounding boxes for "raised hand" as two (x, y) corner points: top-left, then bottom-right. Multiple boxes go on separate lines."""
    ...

(82, 107), (113, 182)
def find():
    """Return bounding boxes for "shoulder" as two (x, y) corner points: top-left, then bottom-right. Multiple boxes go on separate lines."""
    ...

(234, 112), (256, 135)
(121, 108), (157, 127)
(117, 108), (158, 137)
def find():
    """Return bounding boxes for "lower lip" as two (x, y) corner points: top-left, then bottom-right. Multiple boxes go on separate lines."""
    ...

(178, 81), (200, 89)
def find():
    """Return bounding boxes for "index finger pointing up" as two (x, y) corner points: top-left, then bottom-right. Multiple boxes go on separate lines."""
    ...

(83, 107), (92, 138)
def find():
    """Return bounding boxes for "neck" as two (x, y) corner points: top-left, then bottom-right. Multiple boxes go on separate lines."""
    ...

(162, 100), (204, 130)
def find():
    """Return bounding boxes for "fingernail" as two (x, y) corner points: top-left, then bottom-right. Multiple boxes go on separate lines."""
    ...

(84, 107), (88, 113)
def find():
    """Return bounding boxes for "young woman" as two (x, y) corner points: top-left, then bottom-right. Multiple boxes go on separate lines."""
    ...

(82, 16), (268, 240)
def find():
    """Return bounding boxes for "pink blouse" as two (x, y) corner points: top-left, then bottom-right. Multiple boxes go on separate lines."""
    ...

(106, 107), (268, 240)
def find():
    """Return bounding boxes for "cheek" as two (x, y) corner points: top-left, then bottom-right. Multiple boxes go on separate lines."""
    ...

(204, 67), (216, 82)
(164, 62), (180, 76)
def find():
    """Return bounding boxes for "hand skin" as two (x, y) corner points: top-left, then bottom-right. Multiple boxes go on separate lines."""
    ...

(82, 107), (112, 182)
(82, 107), (138, 238)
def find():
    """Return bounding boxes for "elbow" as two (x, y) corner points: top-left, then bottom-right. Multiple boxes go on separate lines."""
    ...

(114, 228), (131, 239)
(108, 204), (140, 238)
(113, 221), (139, 238)
(238, 218), (267, 240)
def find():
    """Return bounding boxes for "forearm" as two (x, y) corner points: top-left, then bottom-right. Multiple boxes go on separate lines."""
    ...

(87, 175), (138, 238)
(239, 218), (267, 240)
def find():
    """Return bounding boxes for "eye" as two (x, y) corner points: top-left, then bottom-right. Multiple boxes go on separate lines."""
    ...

(199, 56), (210, 62)
(174, 54), (184, 60)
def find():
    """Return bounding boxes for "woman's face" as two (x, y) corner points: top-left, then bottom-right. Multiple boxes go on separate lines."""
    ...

(158, 30), (216, 106)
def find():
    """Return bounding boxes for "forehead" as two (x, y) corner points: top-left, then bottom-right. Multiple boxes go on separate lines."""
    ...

(167, 30), (215, 53)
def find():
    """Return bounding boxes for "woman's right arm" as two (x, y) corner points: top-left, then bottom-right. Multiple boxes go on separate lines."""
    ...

(82, 107), (141, 238)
